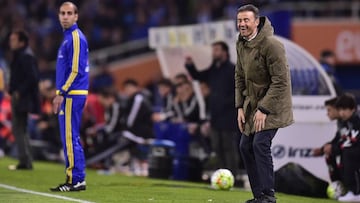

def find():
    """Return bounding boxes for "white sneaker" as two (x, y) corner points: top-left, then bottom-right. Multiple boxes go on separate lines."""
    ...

(338, 191), (360, 202)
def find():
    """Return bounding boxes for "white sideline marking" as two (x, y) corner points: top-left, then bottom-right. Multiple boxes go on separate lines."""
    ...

(0, 183), (95, 203)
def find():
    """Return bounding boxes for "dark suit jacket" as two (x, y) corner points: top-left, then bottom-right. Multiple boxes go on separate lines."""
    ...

(9, 47), (40, 114)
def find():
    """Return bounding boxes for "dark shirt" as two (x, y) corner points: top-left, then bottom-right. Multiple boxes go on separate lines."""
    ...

(185, 59), (237, 130)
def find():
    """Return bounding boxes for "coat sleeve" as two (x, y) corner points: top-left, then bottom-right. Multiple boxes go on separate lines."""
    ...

(18, 55), (39, 95)
(258, 37), (290, 113)
(60, 31), (81, 94)
(235, 45), (245, 108)
(185, 63), (209, 82)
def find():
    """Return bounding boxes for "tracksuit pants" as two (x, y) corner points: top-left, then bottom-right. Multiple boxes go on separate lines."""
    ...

(240, 129), (278, 198)
(325, 152), (342, 182)
(58, 96), (86, 184)
(342, 147), (360, 194)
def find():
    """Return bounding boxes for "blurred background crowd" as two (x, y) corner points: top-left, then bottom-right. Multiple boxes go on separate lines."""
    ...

(0, 0), (357, 62)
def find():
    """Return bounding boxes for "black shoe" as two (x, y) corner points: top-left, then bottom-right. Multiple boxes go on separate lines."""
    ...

(50, 181), (86, 192)
(8, 164), (33, 170)
(245, 198), (258, 203)
(257, 195), (276, 203)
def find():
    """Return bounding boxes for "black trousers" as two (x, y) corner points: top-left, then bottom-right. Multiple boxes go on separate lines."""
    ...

(342, 147), (360, 194)
(325, 152), (342, 182)
(210, 128), (240, 175)
(11, 97), (32, 167)
(240, 129), (278, 198)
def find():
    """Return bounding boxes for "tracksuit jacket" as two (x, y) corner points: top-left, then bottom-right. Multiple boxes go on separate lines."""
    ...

(56, 23), (89, 184)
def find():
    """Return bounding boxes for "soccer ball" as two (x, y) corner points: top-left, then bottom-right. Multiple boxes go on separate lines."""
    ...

(210, 169), (235, 190)
(327, 181), (345, 199)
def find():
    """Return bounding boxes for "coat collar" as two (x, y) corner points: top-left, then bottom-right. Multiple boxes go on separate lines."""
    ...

(63, 23), (78, 35)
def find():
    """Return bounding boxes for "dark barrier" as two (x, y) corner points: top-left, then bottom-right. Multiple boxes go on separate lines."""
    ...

(275, 162), (328, 198)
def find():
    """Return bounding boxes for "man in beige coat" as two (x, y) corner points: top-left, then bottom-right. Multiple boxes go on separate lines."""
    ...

(235, 4), (293, 203)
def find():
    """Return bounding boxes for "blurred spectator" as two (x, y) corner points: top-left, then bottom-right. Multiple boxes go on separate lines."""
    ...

(36, 79), (62, 161)
(335, 93), (360, 202)
(90, 63), (114, 93)
(85, 88), (127, 169)
(0, 94), (13, 158)
(0, 66), (5, 157)
(122, 79), (154, 176)
(173, 77), (206, 125)
(7, 30), (40, 170)
(0, 66), (5, 107)
(319, 49), (343, 95)
(185, 41), (239, 175)
(312, 97), (343, 183)
(152, 78), (175, 121)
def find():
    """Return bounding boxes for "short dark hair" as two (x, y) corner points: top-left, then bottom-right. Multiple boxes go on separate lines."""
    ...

(212, 41), (229, 57)
(335, 93), (357, 110)
(123, 78), (139, 87)
(98, 87), (117, 98)
(320, 50), (335, 59)
(174, 73), (189, 83)
(237, 4), (260, 19)
(60, 1), (78, 14)
(324, 97), (338, 107)
(12, 30), (29, 47)
(158, 78), (173, 88)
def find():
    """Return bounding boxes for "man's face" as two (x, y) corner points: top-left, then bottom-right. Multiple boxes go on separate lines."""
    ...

(9, 33), (24, 51)
(58, 4), (78, 29)
(158, 85), (170, 97)
(326, 105), (339, 121)
(237, 11), (259, 39)
(123, 85), (137, 97)
(338, 108), (355, 121)
(324, 55), (336, 66)
(212, 44), (224, 61)
(97, 95), (113, 108)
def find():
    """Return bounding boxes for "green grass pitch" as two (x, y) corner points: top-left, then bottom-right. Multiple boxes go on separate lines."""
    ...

(0, 157), (337, 203)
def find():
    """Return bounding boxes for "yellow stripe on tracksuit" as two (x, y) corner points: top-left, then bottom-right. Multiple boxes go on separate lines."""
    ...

(65, 98), (74, 183)
(62, 30), (80, 92)
(56, 90), (88, 95)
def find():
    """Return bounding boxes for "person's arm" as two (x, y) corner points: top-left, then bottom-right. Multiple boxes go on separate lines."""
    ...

(184, 57), (209, 81)
(235, 45), (246, 132)
(257, 37), (290, 114)
(103, 103), (121, 134)
(235, 48), (245, 109)
(127, 94), (144, 128)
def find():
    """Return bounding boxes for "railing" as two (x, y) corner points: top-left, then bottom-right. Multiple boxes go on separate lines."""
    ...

(262, 0), (360, 19)
(49, 38), (149, 69)
(88, 38), (149, 67)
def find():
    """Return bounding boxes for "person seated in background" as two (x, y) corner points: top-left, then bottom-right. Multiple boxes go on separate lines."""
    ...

(84, 87), (132, 172)
(0, 94), (14, 158)
(90, 63), (114, 93)
(173, 77), (207, 126)
(122, 79), (154, 176)
(152, 78), (176, 122)
(172, 77), (209, 161)
(36, 79), (62, 161)
(312, 97), (343, 184)
(335, 93), (360, 202)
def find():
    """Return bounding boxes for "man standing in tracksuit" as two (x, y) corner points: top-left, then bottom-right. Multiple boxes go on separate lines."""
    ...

(51, 2), (89, 192)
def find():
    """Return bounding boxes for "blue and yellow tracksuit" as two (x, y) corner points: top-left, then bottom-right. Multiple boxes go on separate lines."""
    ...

(56, 23), (89, 184)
